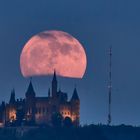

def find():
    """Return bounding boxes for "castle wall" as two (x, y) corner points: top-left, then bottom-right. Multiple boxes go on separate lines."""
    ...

(35, 99), (52, 124)
(6, 105), (17, 123)
(59, 104), (72, 119)
(71, 100), (80, 126)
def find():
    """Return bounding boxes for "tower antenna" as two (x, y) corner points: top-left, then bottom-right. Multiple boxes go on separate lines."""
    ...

(108, 46), (112, 125)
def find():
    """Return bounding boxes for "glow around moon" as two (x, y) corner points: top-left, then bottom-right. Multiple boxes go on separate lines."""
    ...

(20, 30), (87, 78)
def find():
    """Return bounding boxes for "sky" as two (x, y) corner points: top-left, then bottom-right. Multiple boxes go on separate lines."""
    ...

(0, 0), (140, 126)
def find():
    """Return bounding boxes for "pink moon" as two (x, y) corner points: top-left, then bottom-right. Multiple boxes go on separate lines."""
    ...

(20, 30), (87, 78)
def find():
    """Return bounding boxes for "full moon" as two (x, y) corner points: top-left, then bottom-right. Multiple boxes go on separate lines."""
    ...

(20, 30), (87, 78)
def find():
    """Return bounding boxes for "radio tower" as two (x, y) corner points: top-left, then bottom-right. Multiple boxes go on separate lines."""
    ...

(108, 46), (112, 125)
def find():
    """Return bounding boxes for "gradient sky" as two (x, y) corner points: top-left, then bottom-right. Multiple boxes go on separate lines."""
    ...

(0, 0), (140, 126)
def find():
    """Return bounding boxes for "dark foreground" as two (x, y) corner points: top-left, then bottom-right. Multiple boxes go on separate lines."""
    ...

(0, 124), (140, 140)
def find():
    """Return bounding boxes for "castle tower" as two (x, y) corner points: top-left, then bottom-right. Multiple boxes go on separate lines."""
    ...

(25, 80), (36, 99)
(0, 102), (6, 126)
(25, 79), (36, 122)
(52, 70), (58, 98)
(71, 87), (80, 126)
(7, 89), (17, 123)
(48, 88), (51, 97)
(9, 89), (16, 104)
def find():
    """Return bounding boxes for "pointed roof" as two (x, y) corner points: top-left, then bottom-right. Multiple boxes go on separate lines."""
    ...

(1, 101), (5, 110)
(52, 70), (57, 82)
(71, 87), (79, 101)
(26, 79), (35, 97)
(48, 88), (51, 97)
(9, 88), (16, 104)
(11, 88), (15, 95)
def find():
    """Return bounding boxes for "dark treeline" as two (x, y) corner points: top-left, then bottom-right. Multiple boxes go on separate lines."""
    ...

(0, 124), (140, 140)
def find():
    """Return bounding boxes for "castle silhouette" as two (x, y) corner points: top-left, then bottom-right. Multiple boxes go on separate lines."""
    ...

(0, 71), (80, 127)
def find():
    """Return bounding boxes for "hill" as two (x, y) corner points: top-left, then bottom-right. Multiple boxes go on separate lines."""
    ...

(0, 124), (140, 140)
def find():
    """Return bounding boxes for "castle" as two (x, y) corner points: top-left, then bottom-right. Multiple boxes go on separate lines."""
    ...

(0, 71), (80, 127)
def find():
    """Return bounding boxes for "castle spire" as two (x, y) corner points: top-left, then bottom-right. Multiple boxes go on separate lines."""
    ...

(26, 78), (35, 98)
(9, 88), (16, 104)
(52, 70), (58, 98)
(48, 88), (51, 97)
(53, 70), (57, 81)
(71, 87), (79, 101)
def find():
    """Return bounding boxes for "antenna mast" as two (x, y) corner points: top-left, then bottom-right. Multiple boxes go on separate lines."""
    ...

(108, 47), (112, 125)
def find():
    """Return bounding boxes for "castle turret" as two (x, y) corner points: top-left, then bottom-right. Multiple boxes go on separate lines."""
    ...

(9, 89), (16, 104)
(7, 89), (17, 123)
(25, 79), (36, 122)
(0, 102), (5, 126)
(71, 87), (80, 126)
(26, 80), (36, 99)
(52, 70), (58, 98)
(71, 88), (79, 101)
(48, 88), (51, 97)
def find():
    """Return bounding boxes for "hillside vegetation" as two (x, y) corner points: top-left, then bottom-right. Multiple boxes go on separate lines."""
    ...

(0, 124), (140, 140)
